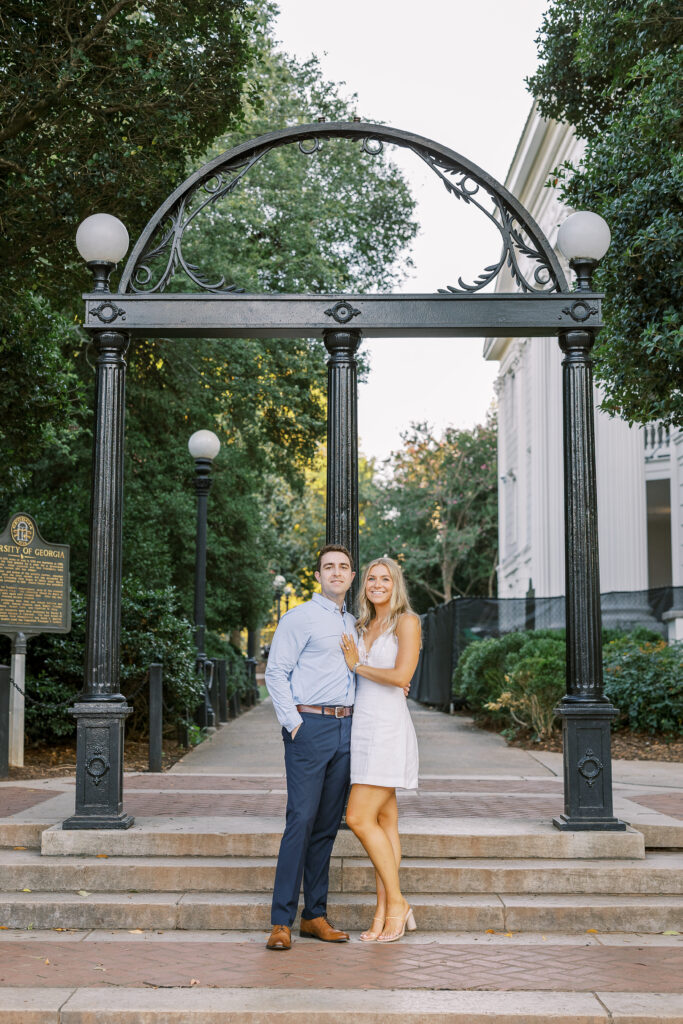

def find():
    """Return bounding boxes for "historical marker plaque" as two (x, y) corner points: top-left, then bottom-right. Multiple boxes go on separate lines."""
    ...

(0, 513), (70, 634)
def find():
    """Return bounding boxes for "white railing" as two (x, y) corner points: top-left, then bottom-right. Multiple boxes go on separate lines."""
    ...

(644, 422), (670, 459)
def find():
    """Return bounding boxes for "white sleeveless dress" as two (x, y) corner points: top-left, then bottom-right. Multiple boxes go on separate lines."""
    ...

(350, 629), (419, 791)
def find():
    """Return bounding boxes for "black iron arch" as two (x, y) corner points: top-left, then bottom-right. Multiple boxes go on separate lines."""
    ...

(119, 120), (569, 296)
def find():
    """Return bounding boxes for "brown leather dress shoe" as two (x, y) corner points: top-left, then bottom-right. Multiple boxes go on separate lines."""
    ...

(299, 915), (349, 942)
(266, 924), (291, 950)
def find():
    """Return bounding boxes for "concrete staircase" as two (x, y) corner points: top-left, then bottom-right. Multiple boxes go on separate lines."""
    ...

(1, 821), (682, 936)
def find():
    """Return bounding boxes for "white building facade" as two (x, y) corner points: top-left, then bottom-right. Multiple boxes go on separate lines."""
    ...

(484, 104), (683, 637)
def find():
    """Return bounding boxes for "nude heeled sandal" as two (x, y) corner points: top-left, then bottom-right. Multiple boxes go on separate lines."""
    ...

(359, 914), (385, 942)
(377, 905), (417, 943)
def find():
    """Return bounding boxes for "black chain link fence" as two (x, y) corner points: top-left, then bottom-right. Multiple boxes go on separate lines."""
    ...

(409, 585), (683, 709)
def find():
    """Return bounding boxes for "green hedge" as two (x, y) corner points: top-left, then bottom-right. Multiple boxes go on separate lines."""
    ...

(23, 578), (202, 743)
(453, 626), (681, 740)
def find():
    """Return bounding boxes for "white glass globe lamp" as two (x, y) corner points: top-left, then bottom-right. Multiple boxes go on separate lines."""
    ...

(76, 213), (129, 291)
(188, 430), (221, 461)
(557, 212), (611, 291)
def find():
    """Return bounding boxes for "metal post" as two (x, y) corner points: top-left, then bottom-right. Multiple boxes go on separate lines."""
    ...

(216, 659), (228, 723)
(0, 665), (9, 779)
(525, 579), (536, 632)
(193, 457), (215, 727)
(9, 633), (26, 767)
(247, 630), (259, 702)
(554, 328), (625, 831)
(148, 663), (163, 773)
(323, 329), (361, 609)
(209, 659), (220, 723)
(64, 330), (133, 830)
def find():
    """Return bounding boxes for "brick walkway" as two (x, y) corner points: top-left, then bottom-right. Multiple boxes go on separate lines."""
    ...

(1, 939), (682, 992)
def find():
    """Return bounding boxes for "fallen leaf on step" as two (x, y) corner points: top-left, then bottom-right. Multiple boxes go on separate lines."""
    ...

(0, 926), (8, 930)
(44, 959), (50, 965)
(663, 930), (680, 935)
(53, 928), (65, 932)
(485, 929), (495, 934)
(190, 979), (200, 986)
(586, 929), (598, 934)
(77, 890), (91, 897)
(504, 932), (514, 938)
(13, 846), (27, 850)
(21, 888), (31, 893)
(96, 854), (108, 858)
(128, 929), (144, 934)
(93, 965), (106, 972)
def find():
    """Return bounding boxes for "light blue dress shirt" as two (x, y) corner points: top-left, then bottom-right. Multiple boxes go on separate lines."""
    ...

(265, 592), (357, 734)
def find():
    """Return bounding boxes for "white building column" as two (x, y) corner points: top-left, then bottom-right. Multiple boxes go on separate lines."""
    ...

(595, 396), (655, 628)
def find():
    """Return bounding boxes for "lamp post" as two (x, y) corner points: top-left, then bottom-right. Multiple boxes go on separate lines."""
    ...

(64, 213), (133, 830)
(283, 583), (294, 614)
(552, 211), (625, 831)
(188, 430), (221, 727)
(273, 574), (286, 623)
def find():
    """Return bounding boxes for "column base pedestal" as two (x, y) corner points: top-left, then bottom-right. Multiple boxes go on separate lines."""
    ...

(62, 811), (134, 831)
(553, 813), (626, 832)
(553, 699), (627, 832)
(62, 701), (134, 831)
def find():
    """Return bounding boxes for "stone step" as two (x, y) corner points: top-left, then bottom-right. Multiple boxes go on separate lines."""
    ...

(40, 821), (646, 860)
(1, 849), (681, 895)
(5, 986), (683, 1022)
(2, 890), (682, 933)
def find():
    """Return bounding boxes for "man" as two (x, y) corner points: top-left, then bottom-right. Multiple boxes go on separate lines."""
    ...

(265, 545), (357, 951)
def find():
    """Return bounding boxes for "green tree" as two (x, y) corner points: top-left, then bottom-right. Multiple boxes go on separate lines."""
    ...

(2, 43), (418, 634)
(366, 417), (498, 611)
(1, 0), (272, 485)
(527, 0), (682, 425)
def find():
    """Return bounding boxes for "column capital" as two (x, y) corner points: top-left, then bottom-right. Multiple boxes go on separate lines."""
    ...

(323, 329), (361, 362)
(91, 329), (130, 362)
(559, 328), (595, 358)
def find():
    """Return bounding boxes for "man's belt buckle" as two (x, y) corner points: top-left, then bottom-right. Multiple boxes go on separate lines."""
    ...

(334, 706), (345, 718)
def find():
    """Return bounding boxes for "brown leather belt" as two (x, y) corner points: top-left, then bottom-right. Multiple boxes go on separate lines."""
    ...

(296, 704), (353, 718)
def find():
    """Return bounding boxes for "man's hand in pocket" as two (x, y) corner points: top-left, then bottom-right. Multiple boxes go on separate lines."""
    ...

(291, 723), (301, 739)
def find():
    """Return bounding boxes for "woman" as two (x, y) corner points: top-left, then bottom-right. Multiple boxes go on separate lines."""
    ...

(340, 557), (421, 943)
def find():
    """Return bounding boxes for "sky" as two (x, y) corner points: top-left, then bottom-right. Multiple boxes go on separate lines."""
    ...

(273, 0), (549, 463)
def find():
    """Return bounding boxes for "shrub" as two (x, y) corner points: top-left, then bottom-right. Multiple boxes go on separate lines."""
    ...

(487, 635), (566, 740)
(23, 578), (201, 743)
(453, 626), (683, 741)
(604, 636), (683, 735)
(452, 632), (526, 721)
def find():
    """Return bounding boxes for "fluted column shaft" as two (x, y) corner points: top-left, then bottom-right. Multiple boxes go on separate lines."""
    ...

(554, 328), (624, 832)
(83, 330), (129, 700)
(324, 329), (360, 609)
(560, 329), (604, 701)
(64, 329), (133, 830)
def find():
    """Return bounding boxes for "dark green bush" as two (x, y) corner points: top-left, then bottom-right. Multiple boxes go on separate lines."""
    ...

(489, 635), (566, 740)
(604, 636), (683, 735)
(23, 578), (201, 743)
(453, 626), (680, 740)
(452, 632), (526, 723)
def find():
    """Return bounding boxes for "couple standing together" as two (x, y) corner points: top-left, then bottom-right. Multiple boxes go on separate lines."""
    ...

(265, 544), (421, 950)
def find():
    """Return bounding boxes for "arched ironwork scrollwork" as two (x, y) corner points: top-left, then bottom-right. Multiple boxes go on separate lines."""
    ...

(119, 122), (568, 296)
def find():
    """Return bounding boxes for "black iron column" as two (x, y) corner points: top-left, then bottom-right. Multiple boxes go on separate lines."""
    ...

(193, 458), (215, 727)
(324, 329), (361, 609)
(553, 327), (625, 831)
(64, 330), (133, 829)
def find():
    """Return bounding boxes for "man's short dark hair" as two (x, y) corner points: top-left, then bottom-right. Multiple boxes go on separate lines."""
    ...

(316, 544), (354, 573)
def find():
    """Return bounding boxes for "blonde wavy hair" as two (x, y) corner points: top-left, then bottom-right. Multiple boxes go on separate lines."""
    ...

(355, 557), (417, 637)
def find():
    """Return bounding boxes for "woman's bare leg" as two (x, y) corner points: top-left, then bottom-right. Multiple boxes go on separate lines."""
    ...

(346, 784), (408, 937)
(361, 791), (401, 939)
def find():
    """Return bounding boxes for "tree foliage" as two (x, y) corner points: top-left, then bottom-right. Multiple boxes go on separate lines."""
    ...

(527, 0), (682, 426)
(365, 417), (498, 611)
(0, 31), (418, 634)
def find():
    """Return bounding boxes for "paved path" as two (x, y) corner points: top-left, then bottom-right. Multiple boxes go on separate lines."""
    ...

(172, 698), (557, 776)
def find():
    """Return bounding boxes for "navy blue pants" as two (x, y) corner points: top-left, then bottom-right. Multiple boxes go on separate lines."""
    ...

(271, 712), (351, 926)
